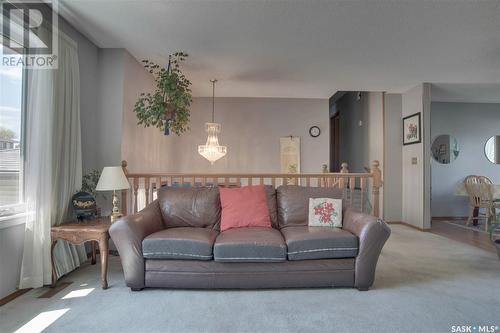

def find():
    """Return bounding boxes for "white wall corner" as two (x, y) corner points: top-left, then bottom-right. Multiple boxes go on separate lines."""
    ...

(401, 83), (431, 230)
(422, 83), (432, 229)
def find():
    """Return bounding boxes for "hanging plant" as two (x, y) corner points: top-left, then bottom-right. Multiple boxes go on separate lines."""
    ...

(134, 52), (192, 135)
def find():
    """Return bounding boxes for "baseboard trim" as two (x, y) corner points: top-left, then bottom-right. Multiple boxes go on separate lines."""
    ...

(0, 288), (32, 307)
(38, 282), (72, 298)
(432, 216), (467, 221)
(387, 221), (431, 232)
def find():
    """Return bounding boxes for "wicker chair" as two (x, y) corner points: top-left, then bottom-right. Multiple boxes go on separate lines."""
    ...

(464, 175), (500, 231)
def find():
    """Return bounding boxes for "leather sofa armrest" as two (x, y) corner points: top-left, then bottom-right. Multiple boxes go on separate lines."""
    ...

(343, 208), (391, 290)
(109, 200), (164, 289)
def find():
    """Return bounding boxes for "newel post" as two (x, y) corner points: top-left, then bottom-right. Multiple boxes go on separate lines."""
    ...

(339, 162), (348, 188)
(121, 160), (129, 216)
(321, 164), (328, 187)
(371, 160), (382, 218)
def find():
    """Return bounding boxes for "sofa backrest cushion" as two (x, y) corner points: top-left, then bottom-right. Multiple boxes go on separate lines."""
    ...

(277, 185), (344, 228)
(264, 185), (278, 228)
(157, 187), (221, 229)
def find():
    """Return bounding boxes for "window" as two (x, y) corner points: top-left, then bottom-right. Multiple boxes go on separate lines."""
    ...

(0, 46), (24, 216)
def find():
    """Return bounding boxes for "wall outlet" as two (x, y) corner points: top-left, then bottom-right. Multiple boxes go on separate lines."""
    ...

(411, 157), (418, 165)
(358, 120), (363, 126)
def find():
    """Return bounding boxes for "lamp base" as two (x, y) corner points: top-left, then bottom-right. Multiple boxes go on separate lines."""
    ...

(110, 190), (123, 223)
(110, 211), (122, 223)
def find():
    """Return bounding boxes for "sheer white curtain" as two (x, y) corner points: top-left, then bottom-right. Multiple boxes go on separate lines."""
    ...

(19, 33), (87, 289)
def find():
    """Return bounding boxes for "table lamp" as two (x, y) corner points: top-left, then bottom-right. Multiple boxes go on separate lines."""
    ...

(96, 166), (130, 222)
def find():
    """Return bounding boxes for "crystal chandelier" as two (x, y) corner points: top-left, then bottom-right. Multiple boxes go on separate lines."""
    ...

(198, 79), (227, 164)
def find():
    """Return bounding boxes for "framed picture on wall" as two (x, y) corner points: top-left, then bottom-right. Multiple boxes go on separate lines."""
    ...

(402, 112), (421, 145)
(280, 136), (301, 185)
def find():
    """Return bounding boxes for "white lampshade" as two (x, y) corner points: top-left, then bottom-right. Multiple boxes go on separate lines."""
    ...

(95, 166), (130, 191)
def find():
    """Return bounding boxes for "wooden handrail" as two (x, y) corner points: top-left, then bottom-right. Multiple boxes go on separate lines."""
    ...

(123, 172), (373, 178)
(120, 160), (383, 218)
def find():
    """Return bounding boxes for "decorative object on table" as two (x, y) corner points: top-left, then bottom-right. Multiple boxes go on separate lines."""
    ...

(280, 136), (300, 185)
(74, 169), (106, 220)
(133, 52), (192, 136)
(431, 134), (459, 164)
(402, 112), (421, 145)
(72, 191), (96, 220)
(96, 166), (130, 222)
(309, 126), (320, 137)
(308, 198), (342, 228)
(198, 79), (228, 164)
(484, 135), (500, 164)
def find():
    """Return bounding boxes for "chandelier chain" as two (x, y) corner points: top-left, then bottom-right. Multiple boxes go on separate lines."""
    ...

(210, 79), (217, 122)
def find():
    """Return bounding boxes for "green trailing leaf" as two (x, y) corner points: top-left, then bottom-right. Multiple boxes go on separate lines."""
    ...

(133, 52), (192, 135)
(79, 170), (100, 197)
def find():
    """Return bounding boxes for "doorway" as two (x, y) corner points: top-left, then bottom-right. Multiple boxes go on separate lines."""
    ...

(330, 113), (340, 172)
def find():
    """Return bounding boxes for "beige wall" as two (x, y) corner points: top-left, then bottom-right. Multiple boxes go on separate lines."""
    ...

(383, 93), (403, 222)
(95, 49), (126, 168)
(120, 51), (168, 171)
(122, 97), (329, 173)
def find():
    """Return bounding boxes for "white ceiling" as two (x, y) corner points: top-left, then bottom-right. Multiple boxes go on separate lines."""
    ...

(58, 0), (500, 98)
(431, 83), (500, 104)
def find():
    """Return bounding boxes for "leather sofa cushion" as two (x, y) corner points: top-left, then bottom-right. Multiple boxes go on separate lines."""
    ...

(142, 227), (218, 260)
(264, 185), (278, 228)
(157, 187), (221, 229)
(214, 227), (287, 262)
(277, 185), (344, 228)
(281, 226), (358, 260)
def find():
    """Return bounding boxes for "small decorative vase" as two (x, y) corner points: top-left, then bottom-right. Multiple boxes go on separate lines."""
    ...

(72, 191), (97, 221)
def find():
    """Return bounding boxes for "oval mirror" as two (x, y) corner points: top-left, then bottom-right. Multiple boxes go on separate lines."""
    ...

(431, 135), (459, 164)
(484, 136), (500, 164)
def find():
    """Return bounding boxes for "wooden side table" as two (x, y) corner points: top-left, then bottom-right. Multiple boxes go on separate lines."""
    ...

(51, 217), (111, 289)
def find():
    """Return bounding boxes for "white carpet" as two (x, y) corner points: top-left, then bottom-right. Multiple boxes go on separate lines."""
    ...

(1, 225), (499, 333)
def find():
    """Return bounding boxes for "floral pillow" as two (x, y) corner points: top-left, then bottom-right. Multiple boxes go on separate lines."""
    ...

(308, 198), (342, 228)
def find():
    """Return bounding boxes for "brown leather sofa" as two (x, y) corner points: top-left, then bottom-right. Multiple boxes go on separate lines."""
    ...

(110, 185), (390, 291)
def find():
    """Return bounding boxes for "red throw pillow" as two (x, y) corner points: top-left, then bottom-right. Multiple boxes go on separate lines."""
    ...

(219, 185), (272, 232)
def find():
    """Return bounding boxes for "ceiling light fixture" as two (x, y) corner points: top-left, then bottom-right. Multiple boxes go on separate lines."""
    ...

(198, 79), (227, 164)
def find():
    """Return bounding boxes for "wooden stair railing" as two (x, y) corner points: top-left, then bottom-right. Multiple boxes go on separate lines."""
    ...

(120, 160), (382, 218)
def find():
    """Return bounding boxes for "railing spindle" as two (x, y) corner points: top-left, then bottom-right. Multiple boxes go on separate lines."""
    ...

(145, 177), (150, 205)
(349, 177), (355, 206)
(121, 160), (129, 215)
(371, 160), (382, 218)
(133, 177), (139, 214)
(360, 177), (366, 213)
